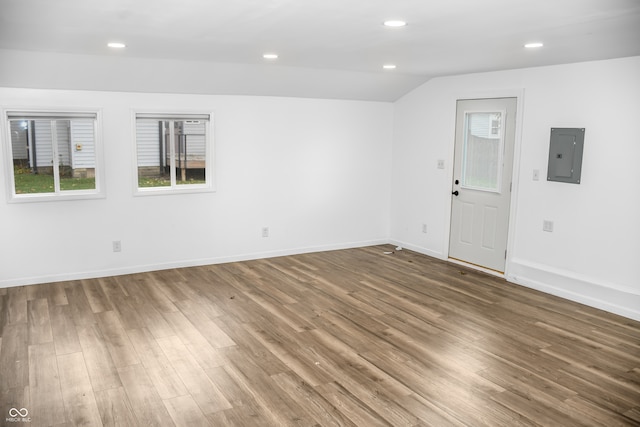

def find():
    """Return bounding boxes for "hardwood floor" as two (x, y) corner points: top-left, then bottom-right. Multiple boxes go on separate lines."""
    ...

(1, 245), (639, 426)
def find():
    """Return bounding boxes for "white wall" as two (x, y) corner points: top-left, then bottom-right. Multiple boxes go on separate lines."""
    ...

(0, 88), (392, 285)
(391, 56), (640, 320)
(2, 55), (639, 322)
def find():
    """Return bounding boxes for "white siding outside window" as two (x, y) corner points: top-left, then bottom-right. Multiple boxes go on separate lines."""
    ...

(3, 110), (103, 202)
(134, 112), (214, 195)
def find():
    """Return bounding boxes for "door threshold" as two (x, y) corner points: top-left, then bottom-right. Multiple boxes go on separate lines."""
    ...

(448, 257), (505, 278)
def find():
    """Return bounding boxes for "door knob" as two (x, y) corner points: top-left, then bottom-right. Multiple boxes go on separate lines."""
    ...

(452, 190), (459, 196)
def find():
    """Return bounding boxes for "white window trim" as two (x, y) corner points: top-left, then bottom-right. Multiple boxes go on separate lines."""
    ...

(132, 110), (215, 196)
(2, 108), (105, 203)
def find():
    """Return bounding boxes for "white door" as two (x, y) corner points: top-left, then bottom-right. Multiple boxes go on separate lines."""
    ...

(449, 98), (516, 272)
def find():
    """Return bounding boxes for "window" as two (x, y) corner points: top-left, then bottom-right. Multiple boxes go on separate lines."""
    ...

(461, 111), (505, 192)
(134, 113), (213, 193)
(4, 110), (103, 201)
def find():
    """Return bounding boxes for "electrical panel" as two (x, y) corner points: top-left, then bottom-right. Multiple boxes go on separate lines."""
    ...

(547, 128), (585, 184)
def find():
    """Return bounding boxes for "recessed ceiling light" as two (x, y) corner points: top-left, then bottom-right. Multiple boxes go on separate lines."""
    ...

(263, 53), (278, 59)
(383, 64), (397, 69)
(107, 42), (126, 49)
(384, 20), (407, 27)
(524, 42), (544, 48)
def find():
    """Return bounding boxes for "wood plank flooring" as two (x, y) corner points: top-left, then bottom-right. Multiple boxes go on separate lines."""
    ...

(1, 245), (639, 426)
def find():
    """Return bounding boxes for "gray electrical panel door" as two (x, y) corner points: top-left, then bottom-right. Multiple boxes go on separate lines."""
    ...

(547, 128), (585, 184)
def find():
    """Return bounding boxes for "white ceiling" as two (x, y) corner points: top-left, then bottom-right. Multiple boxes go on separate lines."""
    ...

(1, 0), (639, 101)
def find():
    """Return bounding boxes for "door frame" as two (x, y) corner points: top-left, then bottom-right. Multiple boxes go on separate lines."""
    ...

(443, 89), (525, 278)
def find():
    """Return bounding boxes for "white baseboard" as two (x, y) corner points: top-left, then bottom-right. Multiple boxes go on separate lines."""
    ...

(0, 239), (388, 289)
(507, 258), (640, 322)
(388, 239), (446, 261)
(386, 244), (640, 322)
(3, 240), (638, 323)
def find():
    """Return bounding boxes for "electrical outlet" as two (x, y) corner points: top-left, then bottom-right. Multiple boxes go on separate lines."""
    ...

(112, 240), (122, 252)
(422, 224), (428, 233)
(543, 220), (554, 232)
(262, 227), (269, 238)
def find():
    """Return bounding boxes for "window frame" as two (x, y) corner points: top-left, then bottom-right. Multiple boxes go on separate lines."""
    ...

(460, 109), (506, 194)
(2, 108), (105, 203)
(132, 110), (215, 196)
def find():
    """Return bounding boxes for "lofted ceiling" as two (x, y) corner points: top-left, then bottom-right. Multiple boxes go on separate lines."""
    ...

(1, 0), (639, 101)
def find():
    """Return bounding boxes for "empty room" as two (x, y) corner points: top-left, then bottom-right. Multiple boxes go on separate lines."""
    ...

(1, 0), (639, 426)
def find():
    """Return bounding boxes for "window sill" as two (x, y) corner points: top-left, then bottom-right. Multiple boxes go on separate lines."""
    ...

(7, 190), (106, 203)
(133, 185), (215, 197)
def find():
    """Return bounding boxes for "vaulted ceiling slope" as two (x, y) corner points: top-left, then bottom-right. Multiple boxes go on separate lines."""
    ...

(1, 0), (639, 101)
